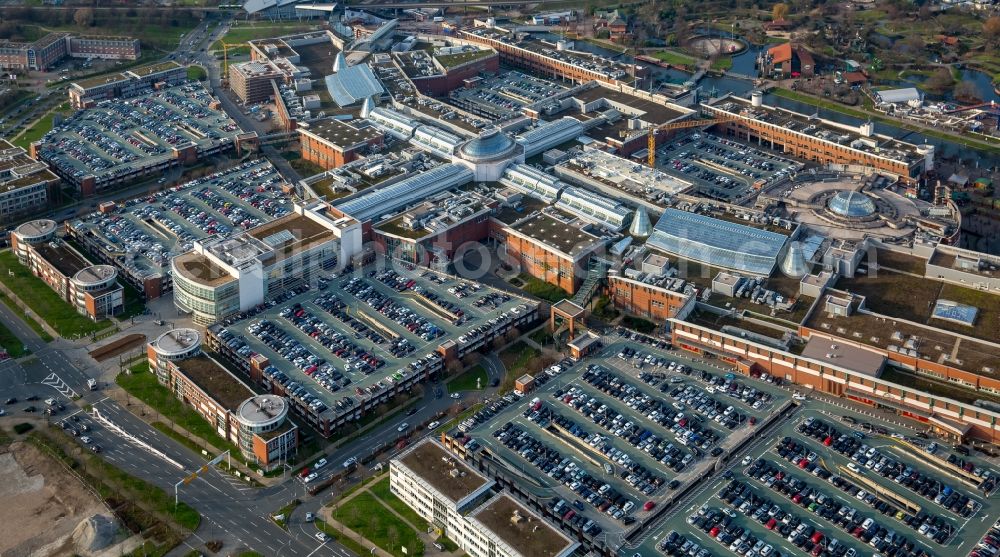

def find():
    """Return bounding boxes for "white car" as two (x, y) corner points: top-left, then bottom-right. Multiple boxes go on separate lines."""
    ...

(80, 436), (92, 444)
(397, 422), (409, 432)
(343, 457), (358, 468)
(427, 421), (440, 429)
(315, 532), (328, 542)
(741, 456), (752, 466)
(304, 472), (318, 483)
(314, 458), (328, 469)
(450, 393), (461, 399)
(792, 393), (807, 401)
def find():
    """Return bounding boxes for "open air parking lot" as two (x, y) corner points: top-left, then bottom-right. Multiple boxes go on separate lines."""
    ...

(634, 402), (999, 557)
(36, 83), (242, 187)
(445, 330), (999, 557)
(453, 338), (790, 545)
(68, 159), (290, 288)
(658, 133), (803, 203)
(445, 71), (567, 121)
(211, 262), (533, 434)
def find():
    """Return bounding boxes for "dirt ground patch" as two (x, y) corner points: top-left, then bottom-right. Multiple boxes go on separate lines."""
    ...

(88, 333), (146, 362)
(0, 441), (108, 557)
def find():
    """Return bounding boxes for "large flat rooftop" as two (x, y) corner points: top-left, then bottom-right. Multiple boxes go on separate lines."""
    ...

(247, 212), (335, 255)
(398, 439), (490, 504)
(302, 118), (381, 149)
(572, 85), (687, 124)
(800, 334), (886, 377)
(173, 251), (235, 287)
(175, 355), (251, 411)
(508, 213), (600, 257)
(470, 494), (577, 557)
(33, 243), (91, 279)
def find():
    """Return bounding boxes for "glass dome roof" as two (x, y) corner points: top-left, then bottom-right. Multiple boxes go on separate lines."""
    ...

(828, 190), (876, 218)
(459, 129), (517, 162)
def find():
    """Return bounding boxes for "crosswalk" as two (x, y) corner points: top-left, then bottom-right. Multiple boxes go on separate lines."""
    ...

(42, 372), (78, 398)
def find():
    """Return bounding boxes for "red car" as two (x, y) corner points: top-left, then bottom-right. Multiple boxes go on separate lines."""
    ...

(824, 436), (833, 446)
(643, 501), (655, 511)
(766, 518), (777, 530)
(811, 532), (824, 544)
(709, 527), (720, 538)
(798, 458), (809, 468)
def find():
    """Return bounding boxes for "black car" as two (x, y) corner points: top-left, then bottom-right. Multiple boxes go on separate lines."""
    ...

(91, 445), (101, 453)
(711, 447), (724, 457)
(3, 397), (15, 405)
(23, 405), (36, 413)
(25, 395), (38, 401)
(406, 407), (418, 416)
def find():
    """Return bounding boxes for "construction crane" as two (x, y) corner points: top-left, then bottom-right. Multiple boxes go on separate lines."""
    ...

(220, 41), (248, 89)
(619, 115), (741, 167)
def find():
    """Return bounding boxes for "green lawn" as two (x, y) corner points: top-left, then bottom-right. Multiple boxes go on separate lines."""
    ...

(711, 57), (734, 71)
(12, 103), (72, 150)
(119, 281), (147, 320)
(212, 21), (320, 54)
(0, 250), (111, 338)
(623, 315), (657, 334)
(117, 362), (238, 456)
(0, 320), (27, 357)
(446, 364), (487, 392)
(0, 292), (52, 342)
(516, 273), (570, 303)
(369, 477), (430, 531)
(332, 492), (424, 557)
(186, 65), (207, 81)
(651, 50), (696, 67)
(499, 341), (540, 375)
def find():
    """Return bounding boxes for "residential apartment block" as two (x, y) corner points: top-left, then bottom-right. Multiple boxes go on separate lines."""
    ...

(0, 33), (138, 72)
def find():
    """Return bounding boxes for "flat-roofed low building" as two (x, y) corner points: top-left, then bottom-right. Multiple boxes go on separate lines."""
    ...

(0, 140), (60, 222)
(68, 61), (186, 108)
(146, 332), (298, 470)
(498, 211), (606, 294)
(298, 118), (384, 169)
(464, 494), (579, 557)
(391, 439), (577, 557)
(11, 236), (123, 320)
(391, 439), (495, 520)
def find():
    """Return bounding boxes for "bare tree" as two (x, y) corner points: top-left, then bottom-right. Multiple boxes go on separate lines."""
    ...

(73, 7), (94, 27)
(772, 2), (789, 21)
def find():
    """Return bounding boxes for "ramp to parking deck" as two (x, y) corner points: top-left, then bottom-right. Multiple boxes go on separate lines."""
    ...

(838, 465), (921, 514)
(892, 438), (984, 488)
(546, 421), (610, 469)
(351, 307), (401, 341)
(402, 291), (460, 322)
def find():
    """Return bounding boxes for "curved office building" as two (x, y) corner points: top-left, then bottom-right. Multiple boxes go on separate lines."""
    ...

(235, 394), (297, 466)
(171, 251), (239, 326)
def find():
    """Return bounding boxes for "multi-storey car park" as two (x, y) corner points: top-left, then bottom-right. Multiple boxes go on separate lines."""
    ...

(397, 331), (1000, 557)
(33, 82), (250, 195)
(203, 257), (539, 436)
(65, 159), (291, 300)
